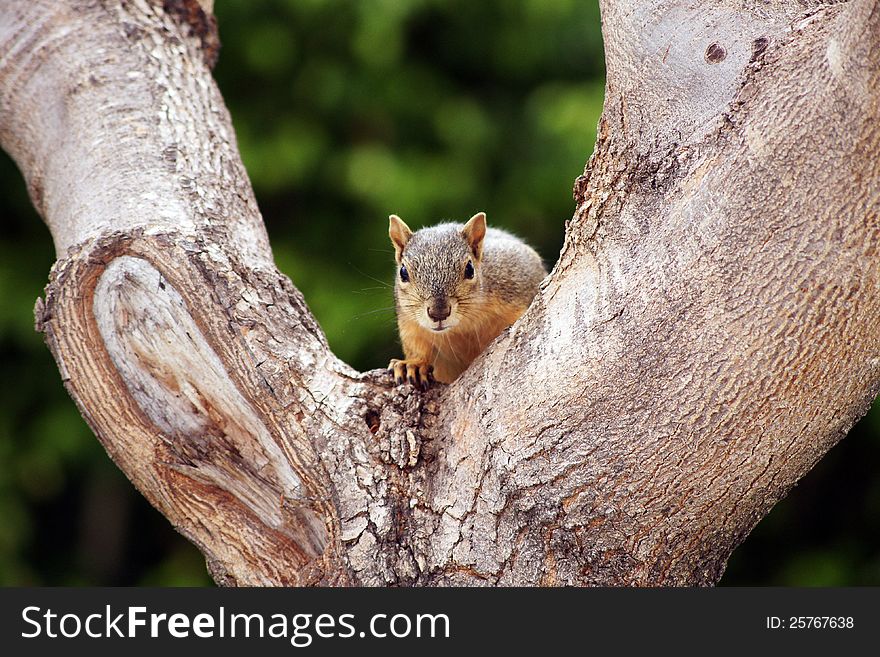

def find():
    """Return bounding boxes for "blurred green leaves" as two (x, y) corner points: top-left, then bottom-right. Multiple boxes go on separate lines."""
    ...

(213, 0), (604, 369)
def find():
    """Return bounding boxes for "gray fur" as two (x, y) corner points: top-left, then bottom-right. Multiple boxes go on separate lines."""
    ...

(480, 227), (547, 305)
(395, 221), (546, 309)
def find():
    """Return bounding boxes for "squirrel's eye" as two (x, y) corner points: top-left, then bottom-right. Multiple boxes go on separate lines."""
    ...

(464, 260), (475, 279)
(399, 265), (409, 282)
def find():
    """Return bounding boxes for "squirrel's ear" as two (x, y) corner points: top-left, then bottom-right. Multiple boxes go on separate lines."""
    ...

(389, 214), (413, 263)
(462, 212), (487, 260)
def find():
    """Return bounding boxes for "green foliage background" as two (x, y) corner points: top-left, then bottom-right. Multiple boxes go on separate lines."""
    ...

(0, 0), (877, 586)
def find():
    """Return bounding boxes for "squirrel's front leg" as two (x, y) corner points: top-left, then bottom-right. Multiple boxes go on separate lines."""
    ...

(389, 318), (436, 389)
(388, 357), (434, 390)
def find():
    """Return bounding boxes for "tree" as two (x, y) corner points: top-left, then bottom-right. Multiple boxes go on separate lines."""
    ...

(0, 0), (877, 586)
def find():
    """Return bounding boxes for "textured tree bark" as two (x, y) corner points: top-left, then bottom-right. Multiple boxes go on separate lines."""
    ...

(1, 0), (878, 586)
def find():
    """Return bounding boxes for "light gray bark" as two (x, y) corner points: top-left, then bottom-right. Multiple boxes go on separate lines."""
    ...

(1, 0), (878, 586)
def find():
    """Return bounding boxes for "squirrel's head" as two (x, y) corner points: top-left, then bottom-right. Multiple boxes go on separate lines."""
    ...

(389, 212), (487, 334)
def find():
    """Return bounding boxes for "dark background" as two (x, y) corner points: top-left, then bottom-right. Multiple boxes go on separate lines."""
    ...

(0, 0), (876, 586)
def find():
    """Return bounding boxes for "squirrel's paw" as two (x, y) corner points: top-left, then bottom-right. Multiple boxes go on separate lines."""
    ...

(388, 359), (434, 391)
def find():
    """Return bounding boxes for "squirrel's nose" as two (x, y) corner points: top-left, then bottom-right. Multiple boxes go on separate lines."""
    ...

(427, 300), (451, 322)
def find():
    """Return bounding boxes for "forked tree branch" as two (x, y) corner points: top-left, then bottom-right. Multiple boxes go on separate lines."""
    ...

(1, 0), (877, 585)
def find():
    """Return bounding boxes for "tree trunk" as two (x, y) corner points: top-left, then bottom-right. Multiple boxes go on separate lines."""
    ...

(1, 0), (877, 586)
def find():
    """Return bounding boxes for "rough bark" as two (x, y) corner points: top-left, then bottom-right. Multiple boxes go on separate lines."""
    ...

(1, 0), (878, 586)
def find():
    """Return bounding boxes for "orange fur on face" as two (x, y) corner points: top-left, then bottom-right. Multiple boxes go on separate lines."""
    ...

(398, 299), (526, 383)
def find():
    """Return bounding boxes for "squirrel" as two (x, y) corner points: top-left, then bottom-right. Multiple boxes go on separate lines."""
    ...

(387, 211), (546, 388)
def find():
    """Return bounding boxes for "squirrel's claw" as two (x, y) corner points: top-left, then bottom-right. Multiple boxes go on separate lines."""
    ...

(388, 359), (433, 390)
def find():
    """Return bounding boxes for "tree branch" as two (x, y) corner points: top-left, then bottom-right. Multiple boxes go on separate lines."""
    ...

(2, 0), (350, 585)
(0, 0), (260, 260)
(833, 0), (880, 91)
